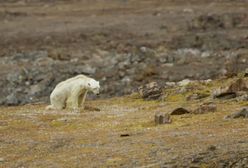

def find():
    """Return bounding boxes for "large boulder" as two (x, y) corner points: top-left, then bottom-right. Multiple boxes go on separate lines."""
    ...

(213, 78), (248, 99)
(224, 108), (248, 119)
(138, 82), (163, 100)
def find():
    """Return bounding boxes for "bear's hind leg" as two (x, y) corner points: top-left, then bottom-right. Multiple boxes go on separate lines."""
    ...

(51, 95), (65, 110)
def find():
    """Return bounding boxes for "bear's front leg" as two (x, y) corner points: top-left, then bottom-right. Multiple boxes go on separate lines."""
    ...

(66, 86), (81, 112)
(78, 90), (88, 110)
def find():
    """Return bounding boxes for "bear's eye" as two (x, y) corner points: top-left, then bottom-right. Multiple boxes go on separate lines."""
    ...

(88, 83), (91, 86)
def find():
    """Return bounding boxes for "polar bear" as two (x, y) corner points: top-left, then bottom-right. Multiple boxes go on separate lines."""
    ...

(46, 74), (100, 111)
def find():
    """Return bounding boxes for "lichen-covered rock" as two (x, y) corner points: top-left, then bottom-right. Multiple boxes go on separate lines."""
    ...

(224, 108), (248, 119)
(235, 94), (248, 102)
(155, 113), (171, 125)
(227, 78), (248, 92)
(170, 107), (190, 115)
(213, 78), (248, 99)
(193, 102), (217, 114)
(177, 79), (192, 87)
(189, 13), (248, 31)
(5, 93), (20, 105)
(138, 82), (163, 100)
(244, 68), (248, 77)
(213, 88), (237, 99)
(186, 92), (209, 101)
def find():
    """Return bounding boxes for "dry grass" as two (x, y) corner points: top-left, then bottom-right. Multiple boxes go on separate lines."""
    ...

(1, 85), (248, 167)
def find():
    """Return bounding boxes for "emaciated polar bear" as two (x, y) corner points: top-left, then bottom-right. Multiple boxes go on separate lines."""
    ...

(46, 74), (100, 110)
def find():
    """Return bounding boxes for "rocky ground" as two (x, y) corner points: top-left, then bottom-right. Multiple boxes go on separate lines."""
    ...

(0, 0), (248, 105)
(1, 0), (248, 167)
(1, 76), (248, 167)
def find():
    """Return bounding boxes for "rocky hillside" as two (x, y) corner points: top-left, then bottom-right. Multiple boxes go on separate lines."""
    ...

(1, 1), (248, 167)
(0, 0), (248, 105)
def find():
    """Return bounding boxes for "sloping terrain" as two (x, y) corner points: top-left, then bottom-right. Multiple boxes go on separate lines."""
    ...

(1, 77), (248, 167)
(0, 0), (248, 105)
(0, 1), (248, 167)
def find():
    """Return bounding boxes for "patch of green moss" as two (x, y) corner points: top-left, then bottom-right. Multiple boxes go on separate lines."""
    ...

(166, 94), (186, 102)
(50, 120), (65, 127)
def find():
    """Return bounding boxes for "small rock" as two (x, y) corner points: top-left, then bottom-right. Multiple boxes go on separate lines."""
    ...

(183, 8), (193, 13)
(140, 46), (148, 53)
(164, 63), (174, 67)
(235, 94), (248, 101)
(48, 50), (71, 61)
(193, 102), (217, 114)
(165, 82), (176, 87)
(244, 68), (248, 77)
(155, 113), (171, 125)
(202, 79), (212, 84)
(0, 158), (4, 162)
(201, 51), (211, 58)
(207, 145), (217, 151)
(186, 93), (209, 101)
(120, 134), (130, 137)
(138, 82), (163, 100)
(224, 107), (248, 119)
(178, 79), (192, 86)
(191, 156), (204, 163)
(177, 86), (188, 94)
(30, 84), (43, 95)
(84, 106), (101, 111)
(6, 93), (19, 105)
(170, 108), (190, 115)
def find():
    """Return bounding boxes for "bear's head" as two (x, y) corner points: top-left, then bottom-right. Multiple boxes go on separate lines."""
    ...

(87, 79), (100, 95)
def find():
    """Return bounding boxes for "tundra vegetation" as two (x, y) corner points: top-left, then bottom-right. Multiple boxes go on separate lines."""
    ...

(0, 0), (248, 167)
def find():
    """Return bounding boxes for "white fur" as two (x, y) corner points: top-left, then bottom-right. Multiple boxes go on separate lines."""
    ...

(46, 74), (100, 111)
